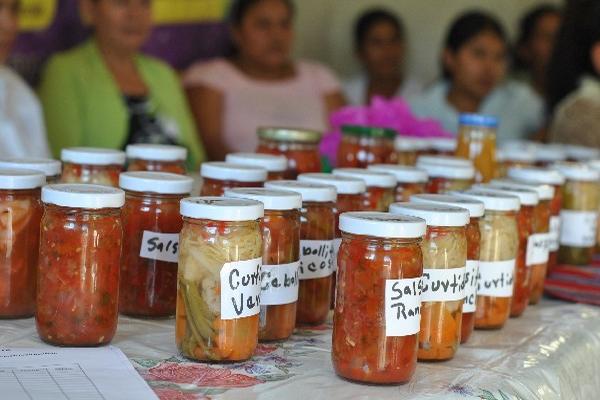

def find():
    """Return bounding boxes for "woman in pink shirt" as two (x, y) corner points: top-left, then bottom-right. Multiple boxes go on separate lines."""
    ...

(183, 0), (346, 160)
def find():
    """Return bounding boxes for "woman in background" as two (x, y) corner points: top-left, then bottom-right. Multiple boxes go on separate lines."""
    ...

(344, 8), (421, 105)
(410, 11), (543, 142)
(39, 0), (205, 168)
(184, 0), (345, 161)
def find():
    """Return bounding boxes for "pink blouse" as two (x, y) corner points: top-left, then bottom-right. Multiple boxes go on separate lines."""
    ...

(183, 58), (341, 152)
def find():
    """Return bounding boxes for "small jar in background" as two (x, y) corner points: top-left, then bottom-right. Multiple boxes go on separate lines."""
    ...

(337, 125), (396, 168)
(61, 147), (126, 187)
(495, 147), (535, 178)
(226, 152), (288, 180)
(565, 145), (600, 162)
(455, 113), (498, 183)
(394, 136), (430, 166)
(367, 164), (428, 202)
(0, 158), (62, 183)
(126, 144), (187, 174)
(200, 162), (267, 196)
(533, 144), (567, 167)
(416, 156), (475, 194)
(332, 168), (396, 211)
(428, 138), (457, 156)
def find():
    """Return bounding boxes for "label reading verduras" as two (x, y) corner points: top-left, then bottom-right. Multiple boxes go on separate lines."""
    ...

(559, 210), (598, 247)
(139, 231), (179, 263)
(421, 267), (466, 302)
(385, 277), (422, 337)
(526, 233), (550, 266)
(298, 240), (334, 280)
(477, 259), (515, 297)
(260, 261), (299, 305)
(463, 260), (479, 313)
(220, 257), (262, 320)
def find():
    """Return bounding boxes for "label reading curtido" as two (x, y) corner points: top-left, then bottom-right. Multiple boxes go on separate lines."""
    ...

(463, 260), (479, 313)
(421, 267), (467, 302)
(220, 257), (262, 319)
(526, 233), (550, 266)
(298, 240), (334, 280)
(548, 216), (561, 251)
(385, 277), (422, 337)
(559, 210), (598, 247)
(139, 231), (179, 263)
(477, 260), (515, 297)
(260, 261), (299, 305)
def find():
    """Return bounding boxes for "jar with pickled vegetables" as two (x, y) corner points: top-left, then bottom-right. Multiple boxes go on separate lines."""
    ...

(200, 162), (267, 196)
(416, 156), (475, 194)
(410, 194), (484, 344)
(394, 136), (429, 166)
(126, 144), (187, 174)
(0, 169), (45, 318)
(333, 212), (425, 384)
(534, 145), (567, 167)
(389, 202), (469, 361)
(119, 172), (193, 318)
(264, 180), (336, 326)
(177, 197), (263, 361)
(0, 158), (61, 183)
(226, 152), (288, 180)
(36, 184), (125, 346)
(225, 188), (302, 341)
(455, 113), (498, 183)
(453, 190), (520, 329)
(332, 168), (396, 211)
(368, 164), (428, 202)
(256, 127), (322, 179)
(429, 138), (457, 156)
(337, 125), (396, 167)
(553, 163), (600, 265)
(61, 147), (126, 187)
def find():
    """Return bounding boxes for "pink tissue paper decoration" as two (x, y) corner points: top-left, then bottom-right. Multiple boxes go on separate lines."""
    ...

(320, 96), (453, 166)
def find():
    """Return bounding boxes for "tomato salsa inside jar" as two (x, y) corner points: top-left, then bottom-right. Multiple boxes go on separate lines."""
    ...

(332, 168), (396, 211)
(226, 152), (288, 181)
(416, 156), (475, 194)
(0, 158), (61, 184)
(200, 162), (267, 196)
(126, 144), (188, 175)
(368, 164), (428, 202)
(337, 125), (396, 168)
(60, 147), (126, 187)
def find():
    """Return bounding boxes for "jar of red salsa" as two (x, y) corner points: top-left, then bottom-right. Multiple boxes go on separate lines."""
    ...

(0, 158), (61, 184)
(368, 164), (428, 202)
(265, 181), (336, 326)
(256, 127), (322, 179)
(126, 144), (187, 175)
(333, 212), (425, 384)
(225, 152), (288, 180)
(225, 188), (302, 341)
(394, 137), (429, 166)
(200, 162), (267, 196)
(495, 147), (535, 178)
(61, 147), (125, 187)
(333, 168), (396, 211)
(337, 125), (396, 167)
(0, 169), (45, 318)
(390, 202), (469, 361)
(119, 172), (194, 318)
(417, 156), (475, 194)
(36, 184), (125, 346)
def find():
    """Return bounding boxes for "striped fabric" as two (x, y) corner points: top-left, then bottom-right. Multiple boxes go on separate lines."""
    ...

(545, 257), (600, 305)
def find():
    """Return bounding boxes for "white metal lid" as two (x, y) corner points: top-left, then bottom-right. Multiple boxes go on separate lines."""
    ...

(390, 202), (470, 227)
(332, 168), (396, 188)
(417, 155), (473, 168)
(534, 144), (567, 163)
(0, 158), (61, 177)
(224, 188), (302, 210)
(264, 180), (337, 202)
(552, 162), (600, 182)
(394, 136), (430, 152)
(42, 184), (125, 209)
(0, 168), (46, 189)
(450, 190), (521, 211)
(339, 211), (426, 238)
(491, 178), (555, 200)
(297, 173), (366, 194)
(125, 144), (187, 161)
(410, 193), (485, 218)
(180, 197), (264, 221)
(473, 184), (539, 206)
(225, 152), (287, 172)
(119, 171), (193, 194)
(200, 162), (268, 182)
(416, 162), (475, 180)
(497, 147), (535, 162)
(566, 145), (600, 161)
(367, 164), (428, 183)
(61, 147), (126, 166)
(507, 166), (565, 186)
(428, 138), (457, 153)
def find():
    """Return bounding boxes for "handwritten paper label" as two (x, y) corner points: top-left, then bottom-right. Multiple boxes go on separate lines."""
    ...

(298, 240), (334, 280)
(560, 210), (598, 247)
(220, 257), (262, 319)
(332, 238), (342, 272)
(385, 277), (422, 337)
(463, 260), (479, 313)
(421, 267), (466, 302)
(477, 259), (515, 297)
(139, 231), (179, 263)
(526, 233), (550, 266)
(260, 261), (299, 305)
(549, 216), (561, 251)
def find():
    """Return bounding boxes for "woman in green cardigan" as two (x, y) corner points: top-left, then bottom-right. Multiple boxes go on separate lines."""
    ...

(39, 0), (205, 169)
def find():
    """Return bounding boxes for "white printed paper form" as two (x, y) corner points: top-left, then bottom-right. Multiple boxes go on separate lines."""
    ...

(0, 346), (157, 400)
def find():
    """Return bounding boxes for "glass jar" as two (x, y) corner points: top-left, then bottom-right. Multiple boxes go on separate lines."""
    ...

(0, 158), (62, 184)
(455, 113), (498, 183)
(0, 169), (45, 318)
(533, 144), (567, 167)
(177, 197), (264, 361)
(200, 162), (267, 196)
(554, 163), (600, 265)
(454, 190), (520, 329)
(337, 125), (396, 167)
(417, 156), (475, 193)
(265, 181), (336, 326)
(410, 194), (484, 344)
(429, 138), (457, 156)
(119, 172), (193, 318)
(566, 145), (600, 162)
(256, 127), (322, 179)
(126, 144), (187, 174)
(36, 184), (125, 346)
(225, 188), (302, 342)
(394, 137), (429, 166)
(226, 152), (288, 181)
(333, 212), (425, 384)
(60, 147), (125, 187)
(495, 148), (535, 178)
(368, 164), (428, 202)
(332, 168), (396, 211)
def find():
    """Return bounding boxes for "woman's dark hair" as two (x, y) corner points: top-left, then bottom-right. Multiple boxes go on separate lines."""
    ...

(442, 11), (507, 79)
(354, 8), (405, 51)
(229, 0), (295, 26)
(514, 4), (562, 70)
(546, 0), (600, 113)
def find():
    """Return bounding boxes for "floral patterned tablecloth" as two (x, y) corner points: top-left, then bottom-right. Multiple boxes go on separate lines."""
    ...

(1, 299), (600, 400)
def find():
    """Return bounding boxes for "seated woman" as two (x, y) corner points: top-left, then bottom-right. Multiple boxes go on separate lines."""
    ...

(39, 0), (205, 168)
(0, 0), (50, 158)
(184, 0), (345, 160)
(410, 11), (544, 142)
(344, 8), (421, 105)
